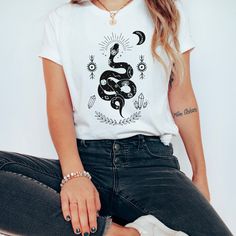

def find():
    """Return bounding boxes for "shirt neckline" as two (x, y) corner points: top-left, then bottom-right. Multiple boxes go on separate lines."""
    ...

(86, 0), (143, 16)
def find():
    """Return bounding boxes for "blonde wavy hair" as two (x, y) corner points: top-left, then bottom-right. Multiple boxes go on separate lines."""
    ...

(70, 0), (185, 85)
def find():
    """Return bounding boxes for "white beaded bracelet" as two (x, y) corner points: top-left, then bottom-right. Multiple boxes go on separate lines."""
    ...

(60, 170), (92, 188)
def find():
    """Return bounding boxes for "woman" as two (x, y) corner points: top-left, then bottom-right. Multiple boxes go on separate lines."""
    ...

(0, 0), (233, 235)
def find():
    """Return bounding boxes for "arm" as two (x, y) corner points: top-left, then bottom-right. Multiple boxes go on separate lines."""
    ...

(168, 50), (211, 201)
(42, 58), (84, 176)
(42, 58), (101, 234)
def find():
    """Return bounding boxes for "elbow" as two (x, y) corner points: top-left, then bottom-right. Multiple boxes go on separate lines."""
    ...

(46, 99), (73, 120)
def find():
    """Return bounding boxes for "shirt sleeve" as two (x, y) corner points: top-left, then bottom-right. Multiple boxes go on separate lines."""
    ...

(38, 10), (62, 65)
(175, 0), (196, 53)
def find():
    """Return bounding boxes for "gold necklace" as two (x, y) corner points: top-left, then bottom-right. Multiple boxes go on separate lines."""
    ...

(95, 0), (133, 25)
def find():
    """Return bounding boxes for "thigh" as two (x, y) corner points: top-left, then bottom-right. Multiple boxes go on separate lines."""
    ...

(0, 169), (109, 236)
(111, 136), (233, 236)
(0, 150), (113, 235)
(0, 149), (114, 219)
(117, 165), (232, 236)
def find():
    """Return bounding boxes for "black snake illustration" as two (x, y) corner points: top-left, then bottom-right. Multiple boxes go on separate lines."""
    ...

(97, 43), (137, 117)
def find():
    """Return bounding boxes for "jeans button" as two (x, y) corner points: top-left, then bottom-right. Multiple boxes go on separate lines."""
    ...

(114, 143), (120, 151)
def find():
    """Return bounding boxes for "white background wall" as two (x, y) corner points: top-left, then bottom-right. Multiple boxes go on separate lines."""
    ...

(0, 0), (235, 234)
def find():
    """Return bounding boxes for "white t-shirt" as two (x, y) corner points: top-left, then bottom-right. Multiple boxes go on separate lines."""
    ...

(38, 0), (195, 145)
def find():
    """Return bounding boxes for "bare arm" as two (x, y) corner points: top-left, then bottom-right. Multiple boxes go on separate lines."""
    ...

(41, 58), (101, 234)
(168, 50), (210, 201)
(42, 58), (84, 176)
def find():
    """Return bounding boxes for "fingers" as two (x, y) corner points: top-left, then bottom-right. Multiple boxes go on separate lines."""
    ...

(61, 192), (82, 234)
(60, 191), (71, 222)
(60, 184), (101, 235)
(77, 199), (90, 235)
(70, 192), (99, 235)
(86, 196), (97, 234)
(70, 201), (82, 235)
(94, 190), (101, 212)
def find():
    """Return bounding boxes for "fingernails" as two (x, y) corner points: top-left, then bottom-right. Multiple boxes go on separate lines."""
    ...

(84, 232), (90, 236)
(65, 215), (71, 221)
(75, 228), (81, 234)
(90, 226), (97, 233)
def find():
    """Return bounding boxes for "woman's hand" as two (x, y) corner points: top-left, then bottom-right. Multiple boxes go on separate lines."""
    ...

(60, 176), (101, 235)
(192, 174), (211, 202)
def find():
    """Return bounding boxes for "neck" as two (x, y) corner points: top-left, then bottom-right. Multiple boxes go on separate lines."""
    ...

(92, 0), (132, 11)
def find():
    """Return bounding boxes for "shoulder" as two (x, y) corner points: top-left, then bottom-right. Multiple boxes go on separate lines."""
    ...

(46, 2), (89, 23)
(174, 0), (188, 18)
(45, 2), (87, 25)
(174, 0), (185, 8)
(173, 0), (191, 29)
(46, 3), (73, 22)
(174, 0), (185, 12)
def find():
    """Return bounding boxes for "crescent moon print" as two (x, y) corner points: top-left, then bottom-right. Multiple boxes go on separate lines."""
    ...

(133, 31), (146, 45)
(97, 43), (137, 118)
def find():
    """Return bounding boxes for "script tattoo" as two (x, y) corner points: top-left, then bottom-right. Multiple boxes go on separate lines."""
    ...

(173, 107), (198, 118)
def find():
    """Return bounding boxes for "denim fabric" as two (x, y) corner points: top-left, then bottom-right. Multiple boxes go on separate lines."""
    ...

(0, 134), (233, 236)
(0, 153), (110, 235)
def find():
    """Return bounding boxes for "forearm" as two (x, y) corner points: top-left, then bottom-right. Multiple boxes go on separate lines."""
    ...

(170, 91), (207, 178)
(47, 102), (85, 176)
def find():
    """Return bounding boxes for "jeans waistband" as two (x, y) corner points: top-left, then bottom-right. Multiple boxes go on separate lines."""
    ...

(76, 134), (162, 147)
(76, 134), (176, 169)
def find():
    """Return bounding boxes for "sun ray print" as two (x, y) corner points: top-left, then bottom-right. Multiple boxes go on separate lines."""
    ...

(99, 32), (133, 57)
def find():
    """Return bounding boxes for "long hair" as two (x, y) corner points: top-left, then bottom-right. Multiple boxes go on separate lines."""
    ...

(70, 0), (185, 85)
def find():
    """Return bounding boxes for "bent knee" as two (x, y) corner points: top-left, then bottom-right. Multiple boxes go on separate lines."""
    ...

(0, 150), (25, 170)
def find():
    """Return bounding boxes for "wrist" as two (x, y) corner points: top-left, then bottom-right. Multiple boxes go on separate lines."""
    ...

(62, 167), (85, 177)
(60, 170), (92, 188)
(192, 169), (208, 182)
(60, 157), (85, 177)
(191, 158), (207, 179)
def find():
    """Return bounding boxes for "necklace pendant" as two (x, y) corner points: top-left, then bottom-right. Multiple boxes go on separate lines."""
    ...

(109, 17), (117, 25)
(109, 12), (117, 25)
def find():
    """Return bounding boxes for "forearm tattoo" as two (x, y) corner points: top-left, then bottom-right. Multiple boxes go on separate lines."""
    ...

(169, 77), (174, 90)
(172, 107), (198, 118)
(169, 69), (198, 118)
(169, 70), (174, 90)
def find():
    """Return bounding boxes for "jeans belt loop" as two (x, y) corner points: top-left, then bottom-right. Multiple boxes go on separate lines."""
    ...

(138, 134), (145, 149)
(81, 139), (87, 147)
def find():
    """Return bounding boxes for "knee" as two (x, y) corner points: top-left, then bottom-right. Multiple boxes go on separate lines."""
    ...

(0, 150), (18, 170)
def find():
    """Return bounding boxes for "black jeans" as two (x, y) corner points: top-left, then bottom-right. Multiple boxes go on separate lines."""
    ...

(0, 134), (233, 236)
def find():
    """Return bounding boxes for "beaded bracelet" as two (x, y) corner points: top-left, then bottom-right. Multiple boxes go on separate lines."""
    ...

(60, 170), (92, 188)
